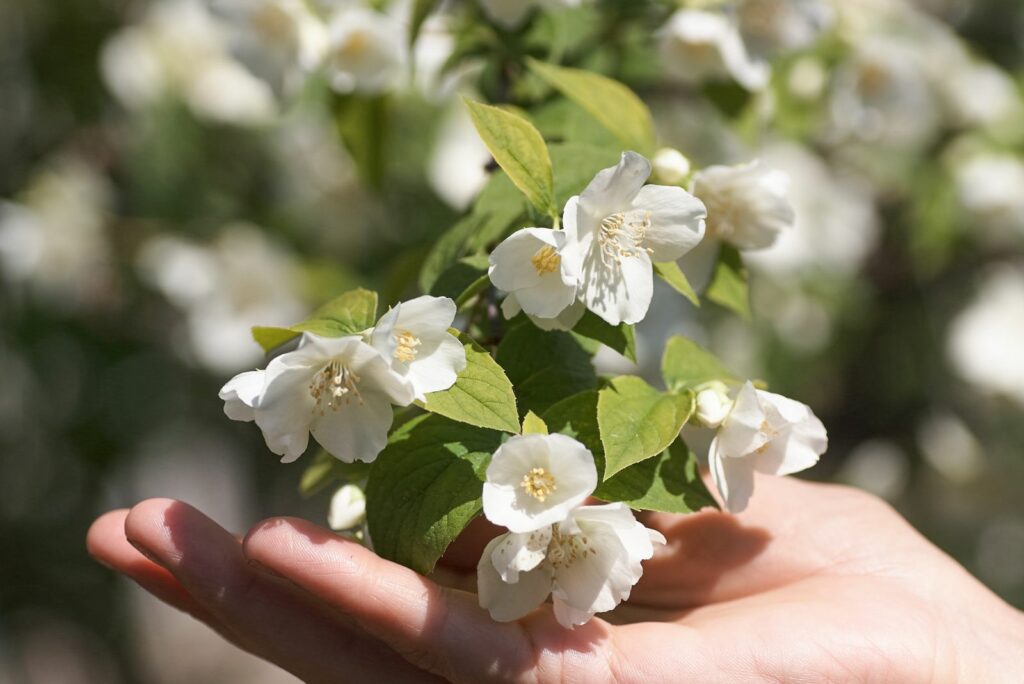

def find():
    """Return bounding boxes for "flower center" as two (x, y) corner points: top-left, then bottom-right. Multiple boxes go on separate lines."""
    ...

(393, 330), (421, 363)
(546, 526), (593, 569)
(339, 31), (371, 60)
(309, 360), (362, 415)
(520, 467), (557, 502)
(531, 245), (561, 275)
(598, 211), (653, 266)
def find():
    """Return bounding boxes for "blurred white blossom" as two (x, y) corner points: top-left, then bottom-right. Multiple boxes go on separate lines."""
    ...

(136, 224), (307, 374)
(428, 104), (492, 210)
(659, 9), (770, 91)
(744, 142), (879, 275)
(737, 0), (835, 56)
(948, 266), (1024, 408)
(328, 483), (367, 530)
(100, 0), (275, 125)
(954, 152), (1024, 235)
(324, 6), (404, 94)
(691, 159), (794, 250)
(0, 157), (113, 307)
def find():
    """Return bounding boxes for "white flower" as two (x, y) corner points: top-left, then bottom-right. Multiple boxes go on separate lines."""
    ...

(742, 143), (879, 276)
(708, 381), (827, 513)
(566, 151), (707, 325)
(220, 333), (414, 463)
(691, 160), (794, 250)
(328, 483), (367, 531)
(694, 382), (732, 428)
(99, 0), (276, 126)
(136, 224), (307, 374)
(477, 503), (665, 628)
(482, 433), (598, 533)
(652, 147), (691, 185)
(478, 0), (582, 30)
(325, 7), (403, 94)
(947, 266), (1024, 408)
(244, 0), (328, 73)
(954, 153), (1024, 234)
(489, 227), (582, 324)
(658, 9), (770, 92)
(737, 0), (834, 56)
(369, 295), (466, 401)
(0, 157), (112, 307)
(427, 105), (491, 210)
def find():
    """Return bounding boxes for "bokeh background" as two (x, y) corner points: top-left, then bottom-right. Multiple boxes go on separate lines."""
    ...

(2, 0), (1023, 681)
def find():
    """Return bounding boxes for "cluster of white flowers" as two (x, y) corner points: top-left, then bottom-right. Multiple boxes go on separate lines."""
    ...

(219, 296), (466, 463)
(694, 381), (828, 513)
(136, 224), (307, 374)
(477, 433), (664, 627)
(490, 151), (707, 326)
(489, 150), (798, 327)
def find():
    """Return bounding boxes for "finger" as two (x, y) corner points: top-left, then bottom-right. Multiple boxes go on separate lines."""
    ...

(243, 516), (617, 683)
(87, 509), (219, 625)
(124, 498), (438, 683)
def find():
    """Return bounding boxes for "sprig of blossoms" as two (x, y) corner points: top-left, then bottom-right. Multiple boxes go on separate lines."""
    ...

(219, 296), (465, 463)
(477, 433), (664, 627)
(489, 151), (707, 327)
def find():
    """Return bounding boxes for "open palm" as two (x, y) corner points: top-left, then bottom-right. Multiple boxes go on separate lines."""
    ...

(87, 474), (1023, 682)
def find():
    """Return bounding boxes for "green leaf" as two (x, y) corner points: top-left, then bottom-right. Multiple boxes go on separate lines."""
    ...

(522, 410), (548, 435)
(418, 172), (524, 293)
(706, 244), (751, 320)
(653, 261), (700, 306)
(526, 59), (656, 155)
(420, 337), (520, 434)
(661, 335), (737, 392)
(464, 99), (556, 216)
(595, 438), (718, 513)
(542, 390), (604, 473)
(299, 450), (372, 498)
(572, 310), (637, 363)
(366, 414), (501, 574)
(496, 324), (597, 416)
(251, 288), (379, 353)
(429, 254), (490, 308)
(597, 375), (693, 478)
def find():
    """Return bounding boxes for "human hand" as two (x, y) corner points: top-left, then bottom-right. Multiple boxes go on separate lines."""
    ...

(87, 475), (1024, 683)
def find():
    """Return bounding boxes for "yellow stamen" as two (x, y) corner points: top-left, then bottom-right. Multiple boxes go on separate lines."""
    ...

(394, 330), (421, 363)
(309, 360), (362, 415)
(520, 467), (557, 502)
(531, 245), (561, 275)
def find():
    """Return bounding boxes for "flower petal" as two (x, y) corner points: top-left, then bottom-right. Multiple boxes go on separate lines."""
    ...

(579, 152), (651, 219)
(490, 527), (553, 583)
(631, 184), (707, 261)
(477, 535), (553, 622)
(407, 333), (466, 399)
(219, 369), (265, 422)
(254, 361), (317, 462)
(716, 381), (769, 457)
(709, 439), (756, 513)
(578, 244), (653, 325)
(310, 389), (394, 463)
(489, 228), (568, 293)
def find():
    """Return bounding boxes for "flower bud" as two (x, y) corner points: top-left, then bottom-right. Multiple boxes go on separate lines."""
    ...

(695, 382), (732, 428)
(328, 483), (366, 531)
(652, 147), (692, 185)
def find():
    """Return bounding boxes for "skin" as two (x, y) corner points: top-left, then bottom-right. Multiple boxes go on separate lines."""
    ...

(86, 474), (1024, 683)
